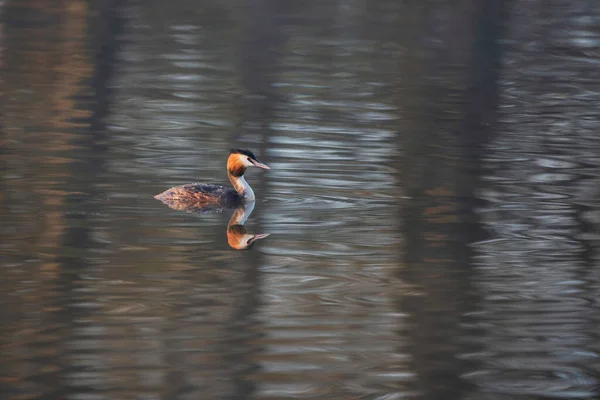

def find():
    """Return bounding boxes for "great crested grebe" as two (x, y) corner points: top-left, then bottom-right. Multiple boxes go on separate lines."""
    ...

(155, 149), (270, 209)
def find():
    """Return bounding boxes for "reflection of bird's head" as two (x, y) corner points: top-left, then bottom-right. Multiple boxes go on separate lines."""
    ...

(227, 224), (270, 250)
(227, 148), (270, 177)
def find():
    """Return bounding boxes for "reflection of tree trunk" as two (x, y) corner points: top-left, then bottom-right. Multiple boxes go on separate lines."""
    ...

(223, 252), (263, 400)
(88, 0), (127, 133)
(221, 2), (287, 395)
(393, 1), (509, 399)
(457, 1), (511, 244)
(1, 0), (122, 397)
(238, 0), (286, 100)
(235, 0), (285, 142)
(468, 0), (600, 397)
(2, 0), (92, 260)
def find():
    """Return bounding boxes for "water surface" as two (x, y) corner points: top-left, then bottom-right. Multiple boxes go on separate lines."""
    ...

(1, 1), (600, 399)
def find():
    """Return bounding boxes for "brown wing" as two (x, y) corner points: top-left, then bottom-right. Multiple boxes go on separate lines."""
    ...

(154, 183), (241, 211)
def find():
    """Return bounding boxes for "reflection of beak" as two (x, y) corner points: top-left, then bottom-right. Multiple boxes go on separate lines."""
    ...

(251, 159), (271, 170)
(227, 226), (270, 250)
(248, 233), (270, 245)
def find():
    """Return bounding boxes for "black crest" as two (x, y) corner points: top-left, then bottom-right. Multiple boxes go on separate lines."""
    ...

(230, 148), (257, 160)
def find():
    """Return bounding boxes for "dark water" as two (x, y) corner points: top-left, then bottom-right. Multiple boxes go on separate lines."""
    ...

(2, 1), (600, 399)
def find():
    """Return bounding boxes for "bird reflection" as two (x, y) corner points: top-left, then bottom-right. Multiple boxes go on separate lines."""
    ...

(156, 195), (269, 250)
(226, 201), (269, 250)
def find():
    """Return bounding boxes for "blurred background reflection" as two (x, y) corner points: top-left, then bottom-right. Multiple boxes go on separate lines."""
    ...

(1, 1), (599, 399)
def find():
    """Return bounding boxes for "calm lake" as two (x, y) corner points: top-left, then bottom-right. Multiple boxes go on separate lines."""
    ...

(1, 1), (599, 399)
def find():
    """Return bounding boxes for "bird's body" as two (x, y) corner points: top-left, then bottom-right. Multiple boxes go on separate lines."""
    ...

(155, 183), (242, 208)
(155, 149), (270, 211)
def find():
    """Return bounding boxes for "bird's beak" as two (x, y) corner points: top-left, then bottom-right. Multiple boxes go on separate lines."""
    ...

(248, 233), (270, 245)
(251, 159), (271, 170)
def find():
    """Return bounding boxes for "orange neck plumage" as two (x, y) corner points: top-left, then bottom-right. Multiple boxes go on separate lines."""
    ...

(227, 154), (254, 200)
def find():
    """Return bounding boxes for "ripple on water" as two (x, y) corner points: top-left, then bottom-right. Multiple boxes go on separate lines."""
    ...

(527, 172), (577, 183)
(535, 158), (580, 169)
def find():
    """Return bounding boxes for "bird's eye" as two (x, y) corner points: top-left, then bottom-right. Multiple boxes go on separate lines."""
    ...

(247, 157), (251, 162)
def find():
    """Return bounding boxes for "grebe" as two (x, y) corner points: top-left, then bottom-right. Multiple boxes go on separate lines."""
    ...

(155, 149), (270, 210)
